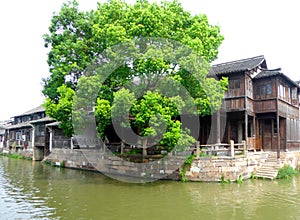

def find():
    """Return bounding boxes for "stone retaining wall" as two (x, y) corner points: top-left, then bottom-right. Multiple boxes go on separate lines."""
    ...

(44, 148), (183, 181)
(185, 152), (269, 182)
(185, 151), (300, 182)
(40, 149), (300, 182)
(1, 148), (33, 160)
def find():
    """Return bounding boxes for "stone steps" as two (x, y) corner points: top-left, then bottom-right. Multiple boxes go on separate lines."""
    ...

(254, 152), (283, 180)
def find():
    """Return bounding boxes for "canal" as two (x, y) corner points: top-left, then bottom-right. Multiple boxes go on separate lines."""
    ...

(1, 156), (300, 220)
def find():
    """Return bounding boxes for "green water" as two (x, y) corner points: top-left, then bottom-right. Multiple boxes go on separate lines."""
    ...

(1, 156), (300, 220)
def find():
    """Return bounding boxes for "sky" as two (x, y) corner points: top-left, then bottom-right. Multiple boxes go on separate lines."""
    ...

(0, 0), (299, 121)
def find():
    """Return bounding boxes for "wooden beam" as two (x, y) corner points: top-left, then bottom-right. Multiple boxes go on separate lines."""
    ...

(245, 111), (248, 144)
(277, 116), (280, 159)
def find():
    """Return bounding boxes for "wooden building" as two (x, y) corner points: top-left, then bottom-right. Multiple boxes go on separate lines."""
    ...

(208, 55), (300, 156)
(4, 105), (54, 160)
(46, 121), (72, 151)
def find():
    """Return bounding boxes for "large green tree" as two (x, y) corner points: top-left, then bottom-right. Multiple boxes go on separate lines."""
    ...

(43, 0), (227, 151)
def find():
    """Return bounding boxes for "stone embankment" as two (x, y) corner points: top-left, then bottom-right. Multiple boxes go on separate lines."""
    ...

(185, 151), (300, 182)
(43, 148), (185, 181)
(185, 152), (268, 182)
(3, 147), (300, 182)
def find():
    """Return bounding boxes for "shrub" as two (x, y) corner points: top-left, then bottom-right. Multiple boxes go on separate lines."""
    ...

(277, 165), (298, 179)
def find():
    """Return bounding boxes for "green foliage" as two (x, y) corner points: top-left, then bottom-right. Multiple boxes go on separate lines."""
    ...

(44, 84), (75, 137)
(43, 159), (65, 168)
(277, 165), (298, 179)
(220, 173), (231, 184)
(42, 0), (226, 143)
(180, 168), (188, 183)
(95, 98), (112, 137)
(236, 175), (244, 184)
(199, 149), (210, 157)
(185, 154), (196, 165)
(180, 154), (196, 182)
(7, 153), (25, 160)
(250, 172), (256, 180)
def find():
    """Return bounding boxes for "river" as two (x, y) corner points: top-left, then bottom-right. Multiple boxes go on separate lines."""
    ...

(1, 156), (300, 220)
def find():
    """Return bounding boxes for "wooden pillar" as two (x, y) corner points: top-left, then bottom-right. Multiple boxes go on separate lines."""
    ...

(277, 116), (280, 159)
(121, 141), (124, 154)
(284, 119), (287, 151)
(242, 140), (247, 156)
(230, 140), (235, 157)
(271, 119), (274, 151)
(142, 138), (147, 156)
(196, 141), (200, 159)
(216, 110), (221, 144)
(31, 125), (35, 148)
(49, 128), (53, 152)
(70, 137), (74, 150)
(253, 115), (256, 137)
(261, 120), (264, 150)
(245, 111), (248, 144)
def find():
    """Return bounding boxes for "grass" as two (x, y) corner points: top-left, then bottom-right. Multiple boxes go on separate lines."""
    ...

(277, 165), (298, 179)
(6, 153), (25, 160)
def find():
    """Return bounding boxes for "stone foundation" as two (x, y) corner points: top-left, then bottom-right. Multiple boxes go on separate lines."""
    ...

(185, 151), (300, 182)
(185, 152), (269, 182)
(43, 148), (183, 181)
(1, 147), (33, 160)
(39, 149), (300, 182)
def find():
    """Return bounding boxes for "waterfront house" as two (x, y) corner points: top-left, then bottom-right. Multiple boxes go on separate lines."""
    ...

(4, 105), (54, 160)
(46, 121), (73, 152)
(207, 55), (300, 156)
(3, 55), (300, 161)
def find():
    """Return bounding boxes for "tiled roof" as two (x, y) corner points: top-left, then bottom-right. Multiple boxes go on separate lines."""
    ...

(46, 121), (60, 127)
(253, 70), (281, 79)
(6, 117), (54, 130)
(6, 122), (32, 130)
(14, 105), (45, 117)
(254, 70), (300, 88)
(209, 55), (266, 76)
(30, 116), (53, 124)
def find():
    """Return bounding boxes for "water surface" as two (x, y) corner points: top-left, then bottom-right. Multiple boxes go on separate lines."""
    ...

(1, 156), (300, 219)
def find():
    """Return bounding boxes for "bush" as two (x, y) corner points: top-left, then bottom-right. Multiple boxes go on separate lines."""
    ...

(277, 165), (298, 179)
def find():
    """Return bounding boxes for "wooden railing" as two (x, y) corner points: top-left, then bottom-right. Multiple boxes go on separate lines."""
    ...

(93, 140), (248, 158)
(191, 140), (247, 158)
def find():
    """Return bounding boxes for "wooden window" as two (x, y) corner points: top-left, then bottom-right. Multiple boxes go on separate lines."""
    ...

(266, 84), (272, 95)
(36, 124), (45, 136)
(16, 132), (21, 140)
(255, 83), (272, 96)
(292, 87), (297, 100)
(229, 79), (240, 89)
(278, 84), (285, 99)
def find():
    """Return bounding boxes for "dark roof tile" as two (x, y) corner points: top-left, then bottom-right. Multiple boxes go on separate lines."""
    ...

(254, 70), (300, 88)
(209, 55), (266, 76)
(14, 105), (45, 117)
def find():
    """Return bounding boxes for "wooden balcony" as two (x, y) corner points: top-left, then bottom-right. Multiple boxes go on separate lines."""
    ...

(223, 97), (245, 111)
(255, 99), (276, 113)
(278, 100), (299, 119)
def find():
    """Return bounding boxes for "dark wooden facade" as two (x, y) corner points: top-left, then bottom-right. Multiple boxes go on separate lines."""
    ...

(46, 122), (71, 152)
(4, 106), (54, 157)
(208, 55), (300, 155)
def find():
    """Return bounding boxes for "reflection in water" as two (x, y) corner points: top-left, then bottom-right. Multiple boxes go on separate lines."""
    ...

(1, 156), (300, 219)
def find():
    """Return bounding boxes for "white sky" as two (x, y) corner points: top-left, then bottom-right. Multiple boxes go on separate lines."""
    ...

(0, 0), (299, 121)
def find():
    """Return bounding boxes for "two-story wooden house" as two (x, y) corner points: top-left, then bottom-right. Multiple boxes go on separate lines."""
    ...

(4, 105), (54, 160)
(209, 55), (300, 156)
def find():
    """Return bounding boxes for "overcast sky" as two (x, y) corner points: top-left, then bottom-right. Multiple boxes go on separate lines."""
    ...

(0, 0), (299, 121)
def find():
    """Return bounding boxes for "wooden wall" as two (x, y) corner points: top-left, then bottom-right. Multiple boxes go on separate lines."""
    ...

(52, 127), (71, 149)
